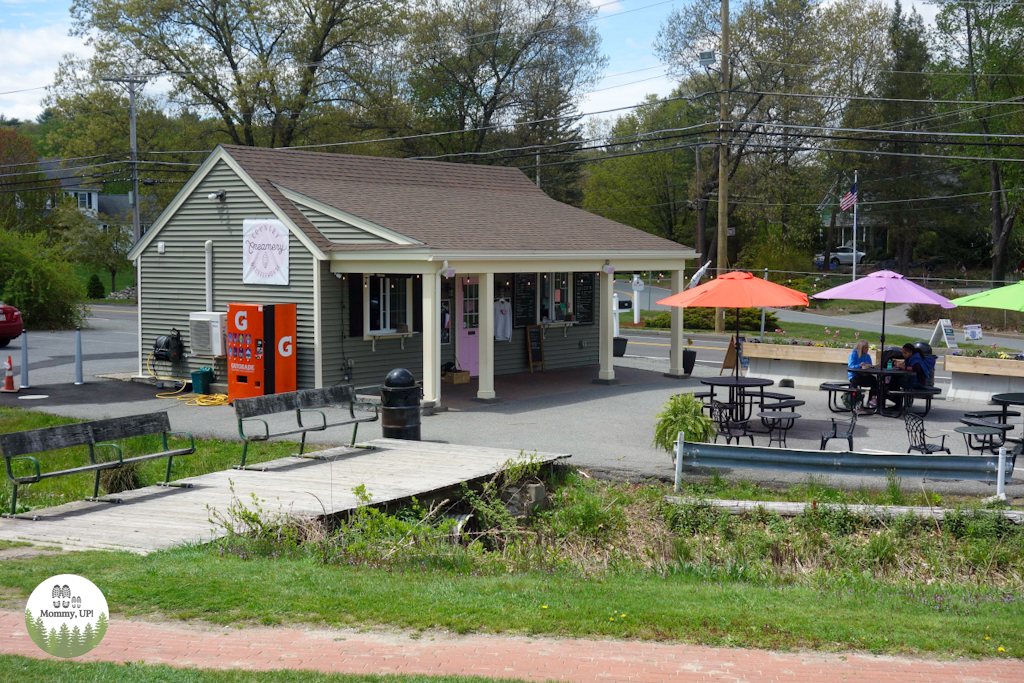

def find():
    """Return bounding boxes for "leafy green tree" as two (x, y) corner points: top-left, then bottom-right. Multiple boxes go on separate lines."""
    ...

(61, 204), (135, 294)
(933, 0), (1024, 280)
(582, 94), (699, 244)
(0, 228), (85, 329)
(71, 0), (401, 148)
(0, 128), (54, 232)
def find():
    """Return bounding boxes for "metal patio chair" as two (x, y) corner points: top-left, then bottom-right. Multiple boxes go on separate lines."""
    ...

(904, 412), (950, 454)
(710, 400), (754, 446)
(820, 410), (858, 451)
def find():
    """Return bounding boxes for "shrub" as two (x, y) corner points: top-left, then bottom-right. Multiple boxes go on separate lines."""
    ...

(0, 229), (85, 329)
(647, 308), (778, 331)
(652, 392), (716, 452)
(86, 274), (105, 299)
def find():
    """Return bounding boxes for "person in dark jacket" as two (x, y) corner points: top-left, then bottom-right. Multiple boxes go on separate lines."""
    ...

(896, 343), (930, 391)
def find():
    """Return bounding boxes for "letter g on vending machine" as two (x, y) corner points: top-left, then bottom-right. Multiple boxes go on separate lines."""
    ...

(226, 303), (297, 400)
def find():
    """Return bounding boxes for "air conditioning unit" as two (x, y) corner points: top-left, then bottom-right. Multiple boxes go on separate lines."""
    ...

(188, 311), (227, 357)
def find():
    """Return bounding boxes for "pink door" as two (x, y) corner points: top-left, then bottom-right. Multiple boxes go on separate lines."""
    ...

(457, 277), (480, 376)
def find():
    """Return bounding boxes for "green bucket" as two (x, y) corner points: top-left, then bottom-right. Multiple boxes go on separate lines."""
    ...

(191, 367), (214, 395)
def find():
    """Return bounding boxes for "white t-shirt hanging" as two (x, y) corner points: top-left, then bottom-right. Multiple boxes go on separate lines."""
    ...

(494, 299), (512, 341)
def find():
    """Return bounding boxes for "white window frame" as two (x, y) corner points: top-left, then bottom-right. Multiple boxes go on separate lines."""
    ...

(538, 272), (573, 323)
(363, 274), (414, 338)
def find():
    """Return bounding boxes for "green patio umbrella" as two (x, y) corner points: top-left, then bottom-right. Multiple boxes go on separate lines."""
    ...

(949, 281), (1024, 311)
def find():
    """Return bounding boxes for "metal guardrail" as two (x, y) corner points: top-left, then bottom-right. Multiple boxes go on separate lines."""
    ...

(673, 438), (1014, 494)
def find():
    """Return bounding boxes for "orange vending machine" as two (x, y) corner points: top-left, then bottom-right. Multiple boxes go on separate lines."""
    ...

(226, 303), (297, 400)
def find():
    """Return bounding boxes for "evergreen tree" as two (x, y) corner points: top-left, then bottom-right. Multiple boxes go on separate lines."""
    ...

(47, 628), (58, 653)
(82, 623), (95, 652)
(55, 623), (72, 658)
(69, 625), (85, 657)
(25, 610), (46, 650)
(92, 613), (108, 648)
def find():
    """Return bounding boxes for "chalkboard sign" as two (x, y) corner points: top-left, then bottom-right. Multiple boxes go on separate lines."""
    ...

(525, 325), (545, 372)
(573, 273), (595, 324)
(514, 273), (537, 328)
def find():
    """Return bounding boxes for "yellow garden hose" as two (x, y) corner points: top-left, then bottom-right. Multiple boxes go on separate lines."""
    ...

(146, 352), (232, 406)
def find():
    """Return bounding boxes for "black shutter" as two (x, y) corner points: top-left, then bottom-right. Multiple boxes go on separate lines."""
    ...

(348, 274), (363, 338)
(413, 275), (423, 332)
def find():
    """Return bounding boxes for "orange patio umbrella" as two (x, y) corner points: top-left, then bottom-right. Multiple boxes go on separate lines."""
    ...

(657, 271), (809, 378)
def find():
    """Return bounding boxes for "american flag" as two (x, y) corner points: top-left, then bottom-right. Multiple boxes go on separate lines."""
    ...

(840, 183), (858, 211)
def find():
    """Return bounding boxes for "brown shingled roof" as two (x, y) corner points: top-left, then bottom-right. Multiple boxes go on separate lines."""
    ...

(222, 145), (690, 253)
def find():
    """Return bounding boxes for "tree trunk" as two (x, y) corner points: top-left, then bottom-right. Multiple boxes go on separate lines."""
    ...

(696, 198), (707, 260)
(109, 268), (117, 295)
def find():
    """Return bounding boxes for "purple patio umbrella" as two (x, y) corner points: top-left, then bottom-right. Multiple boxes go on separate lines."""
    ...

(810, 270), (955, 347)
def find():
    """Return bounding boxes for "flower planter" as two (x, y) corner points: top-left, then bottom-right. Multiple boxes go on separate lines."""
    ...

(744, 344), (852, 389)
(944, 355), (1024, 402)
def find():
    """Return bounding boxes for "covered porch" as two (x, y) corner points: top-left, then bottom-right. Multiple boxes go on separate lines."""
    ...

(329, 252), (695, 407)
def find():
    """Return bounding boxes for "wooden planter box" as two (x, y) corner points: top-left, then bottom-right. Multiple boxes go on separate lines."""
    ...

(944, 354), (1024, 402)
(743, 344), (851, 389)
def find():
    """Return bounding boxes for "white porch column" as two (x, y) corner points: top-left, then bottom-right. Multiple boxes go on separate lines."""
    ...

(595, 269), (617, 384)
(422, 270), (442, 407)
(477, 272), (496, 400)
(666, 269), (688, 378)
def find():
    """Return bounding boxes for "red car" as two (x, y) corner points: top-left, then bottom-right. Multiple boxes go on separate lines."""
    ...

(0, 302), (23, 348)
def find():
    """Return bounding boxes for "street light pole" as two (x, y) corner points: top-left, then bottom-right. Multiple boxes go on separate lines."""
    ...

(714, 0), (730, 334)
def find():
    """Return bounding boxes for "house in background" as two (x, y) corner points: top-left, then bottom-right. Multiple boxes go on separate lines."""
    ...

(127, 145), (696, 408)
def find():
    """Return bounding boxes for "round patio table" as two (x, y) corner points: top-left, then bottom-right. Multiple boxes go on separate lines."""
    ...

(701, 377), (774, 421)
(990, 393), (1024, 446)
(849, 367), (914, 416)
(757, 411), (801, 448)
(954, 425), (1004, 455)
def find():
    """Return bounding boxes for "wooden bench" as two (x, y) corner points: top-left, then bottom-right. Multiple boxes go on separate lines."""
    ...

(234, 385), (380, 470)
(1, 412), (195, 520)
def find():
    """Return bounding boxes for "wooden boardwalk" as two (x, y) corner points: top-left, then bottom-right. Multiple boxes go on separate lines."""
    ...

(0, 439), (569, 554)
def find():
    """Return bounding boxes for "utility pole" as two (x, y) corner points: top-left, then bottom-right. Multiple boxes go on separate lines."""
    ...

(714, 0), (730, 334)
(102, 76), (147, 244)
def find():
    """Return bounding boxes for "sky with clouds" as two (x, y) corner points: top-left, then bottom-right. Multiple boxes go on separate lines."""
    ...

(0, 0), (938, 125)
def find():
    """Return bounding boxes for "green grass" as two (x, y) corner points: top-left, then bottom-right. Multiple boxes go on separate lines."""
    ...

(0, 548), (1020, 657)
(808, 299), (885, 315)
(0, 407), (315, 512)
(74, 264), (135, 299)
(0, 656), (525, 683)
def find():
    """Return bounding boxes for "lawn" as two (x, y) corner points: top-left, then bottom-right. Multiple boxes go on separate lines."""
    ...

(0, 407), (315, 513)
(0, 656), (525, 683)
(0, 546), (1019, 657)
(75, 264), (136, 301)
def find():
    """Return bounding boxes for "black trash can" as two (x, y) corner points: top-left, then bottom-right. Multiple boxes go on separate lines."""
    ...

(682, 348), (697, 375)
(380, 368), (421, 441)
(613, 337), (628, 357)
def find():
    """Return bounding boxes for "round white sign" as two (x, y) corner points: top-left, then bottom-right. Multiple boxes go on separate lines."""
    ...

(25, 574), (109, 658)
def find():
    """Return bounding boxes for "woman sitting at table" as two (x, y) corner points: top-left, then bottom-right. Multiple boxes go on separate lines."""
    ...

(895, 343), (931, 391)
(848, 339), (877, 410)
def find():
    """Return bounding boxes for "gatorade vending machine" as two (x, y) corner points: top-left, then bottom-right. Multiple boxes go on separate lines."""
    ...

(226, 303), (297, 400)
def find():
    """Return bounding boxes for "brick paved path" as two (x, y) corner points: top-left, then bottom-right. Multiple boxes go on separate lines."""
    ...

(2, 611), (1021, 682)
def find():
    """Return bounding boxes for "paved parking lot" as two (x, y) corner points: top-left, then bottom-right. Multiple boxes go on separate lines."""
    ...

(2, 307), (1020, 497)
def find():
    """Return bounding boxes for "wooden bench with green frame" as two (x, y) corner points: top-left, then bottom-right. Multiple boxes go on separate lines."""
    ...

(234, 385), (380, 470)
(1, 411), (195, 520)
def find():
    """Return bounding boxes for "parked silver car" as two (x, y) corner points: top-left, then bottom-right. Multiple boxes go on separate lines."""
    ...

(815, 246), (866, 267)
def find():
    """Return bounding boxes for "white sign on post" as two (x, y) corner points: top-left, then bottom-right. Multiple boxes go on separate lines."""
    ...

(931, 318), (958, 349)
(963, 324), (983, 341)
(242, 219), (289, 285)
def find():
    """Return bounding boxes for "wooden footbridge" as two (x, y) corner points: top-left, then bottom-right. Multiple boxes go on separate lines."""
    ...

(0, 439), (569, 554)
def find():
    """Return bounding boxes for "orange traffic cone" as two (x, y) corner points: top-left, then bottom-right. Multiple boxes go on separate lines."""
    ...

(1, 356), (16, 393)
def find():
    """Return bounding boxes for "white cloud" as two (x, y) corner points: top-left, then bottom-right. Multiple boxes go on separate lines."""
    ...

(0, 23), (90, 120)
